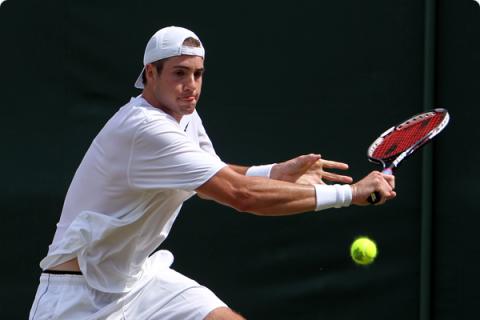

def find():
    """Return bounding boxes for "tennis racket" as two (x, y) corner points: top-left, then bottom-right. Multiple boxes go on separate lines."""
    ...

(367, 108), (450, 204)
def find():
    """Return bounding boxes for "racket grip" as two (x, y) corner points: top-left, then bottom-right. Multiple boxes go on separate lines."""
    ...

(382, 167), (393, 175)
(367, 192), (381, 204)
(367, 167), (394, 204)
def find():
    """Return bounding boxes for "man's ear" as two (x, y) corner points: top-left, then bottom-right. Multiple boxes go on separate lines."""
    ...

(145, 64), (156, 83)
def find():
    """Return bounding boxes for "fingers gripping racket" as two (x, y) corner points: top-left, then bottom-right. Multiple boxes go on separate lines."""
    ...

(367, 108), (450, 204)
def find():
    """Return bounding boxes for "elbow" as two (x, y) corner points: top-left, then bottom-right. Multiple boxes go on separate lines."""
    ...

(196, 169), (263, 214)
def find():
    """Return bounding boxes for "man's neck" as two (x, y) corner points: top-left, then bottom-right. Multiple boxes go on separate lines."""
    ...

(140, 92), (182, 123)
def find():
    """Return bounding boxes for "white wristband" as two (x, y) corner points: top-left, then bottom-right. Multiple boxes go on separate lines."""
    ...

(245, 164), (274, 178)
(314, 184), (352, 211)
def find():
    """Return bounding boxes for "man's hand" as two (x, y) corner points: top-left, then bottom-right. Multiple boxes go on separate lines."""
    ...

(270, 154), (353, 185)
(351, 171), (396, 206)
(297, 158), (353, 185)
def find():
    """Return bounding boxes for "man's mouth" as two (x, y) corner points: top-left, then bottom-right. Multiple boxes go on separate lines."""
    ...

(180, 96), (196, 102)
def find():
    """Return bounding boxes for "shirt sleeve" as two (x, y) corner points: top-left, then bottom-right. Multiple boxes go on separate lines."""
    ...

(128, 117), (227, 191)
(194, 112), (220, 158)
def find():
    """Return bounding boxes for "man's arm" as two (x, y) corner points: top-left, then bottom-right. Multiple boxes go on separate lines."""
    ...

(227, 154), (352, 184)
(196, 166), (396, 216)
(228, 164), (249, 175)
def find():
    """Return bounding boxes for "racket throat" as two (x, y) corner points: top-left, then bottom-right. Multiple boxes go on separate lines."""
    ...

(382, 166), (394, 175)
(377, 159), (395, 175)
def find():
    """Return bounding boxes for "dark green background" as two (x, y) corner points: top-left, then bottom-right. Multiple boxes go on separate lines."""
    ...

(1, 0), (478, 319)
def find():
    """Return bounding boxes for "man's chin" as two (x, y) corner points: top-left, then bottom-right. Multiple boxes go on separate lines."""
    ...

(181, 107), (196, 116)
(182, 103), (197, 114)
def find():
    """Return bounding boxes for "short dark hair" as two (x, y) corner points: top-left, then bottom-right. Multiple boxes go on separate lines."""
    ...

(142, 37), (202, 86)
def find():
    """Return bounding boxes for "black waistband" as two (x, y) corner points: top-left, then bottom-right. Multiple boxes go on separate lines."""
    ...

(43, 269), (83, 275)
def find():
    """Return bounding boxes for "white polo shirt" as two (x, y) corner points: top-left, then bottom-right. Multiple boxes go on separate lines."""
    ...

(40, 96), (227, 293)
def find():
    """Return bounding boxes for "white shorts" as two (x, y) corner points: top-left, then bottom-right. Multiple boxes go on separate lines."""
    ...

(29, 253), (227, 319)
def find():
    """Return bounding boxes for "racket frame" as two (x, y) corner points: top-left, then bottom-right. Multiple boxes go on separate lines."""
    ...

(367, 108), (450, 173)
(365, 108), (450, 204)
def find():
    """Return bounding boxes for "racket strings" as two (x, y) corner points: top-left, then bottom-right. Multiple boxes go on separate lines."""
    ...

(371, 114), (445, 159)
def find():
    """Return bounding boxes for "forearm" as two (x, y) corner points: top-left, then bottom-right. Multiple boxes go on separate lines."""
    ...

(198, 164), (272, 201)
(239, 177), (318, 215)
(196, 167), (351, 216)
(199, 174), (316, 215)
(238, 178), (352, 215)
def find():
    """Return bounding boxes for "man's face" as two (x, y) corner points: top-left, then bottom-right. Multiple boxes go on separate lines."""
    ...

(145, 55), (204, 121)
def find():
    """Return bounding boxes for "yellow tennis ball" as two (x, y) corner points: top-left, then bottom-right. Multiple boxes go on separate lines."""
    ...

(350, 237), (377, 265)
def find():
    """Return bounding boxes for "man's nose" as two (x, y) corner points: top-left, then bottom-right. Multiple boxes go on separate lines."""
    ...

(184, 74), (196, 90)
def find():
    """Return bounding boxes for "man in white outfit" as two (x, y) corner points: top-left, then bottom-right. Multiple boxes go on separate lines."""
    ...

(29, 26), (396, 320)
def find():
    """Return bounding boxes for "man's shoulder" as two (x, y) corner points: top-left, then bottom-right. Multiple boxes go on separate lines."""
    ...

(115, 98), (174, 127)
(97, 98), (176, 142)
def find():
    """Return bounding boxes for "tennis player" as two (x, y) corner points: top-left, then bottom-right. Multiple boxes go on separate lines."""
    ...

(29, 26), (396, 320)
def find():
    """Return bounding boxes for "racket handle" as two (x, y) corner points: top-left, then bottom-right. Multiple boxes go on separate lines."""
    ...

(367, 191), (381, 204)
(381, 167), (393, 175)
(367, 167), (394, 204)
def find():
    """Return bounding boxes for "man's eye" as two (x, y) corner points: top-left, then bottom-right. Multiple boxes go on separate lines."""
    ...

(194, 71), (203, 79)
(175, 70), (185, 76)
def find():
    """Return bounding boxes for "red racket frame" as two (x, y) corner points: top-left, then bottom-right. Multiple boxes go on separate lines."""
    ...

(366, 108), (450, 203)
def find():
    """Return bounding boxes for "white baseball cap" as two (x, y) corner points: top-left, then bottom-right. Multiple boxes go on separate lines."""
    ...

(134, 26), (205, 89)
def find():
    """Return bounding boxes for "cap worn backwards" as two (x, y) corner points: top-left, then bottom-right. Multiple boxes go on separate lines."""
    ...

(134, 26), (205, 89)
